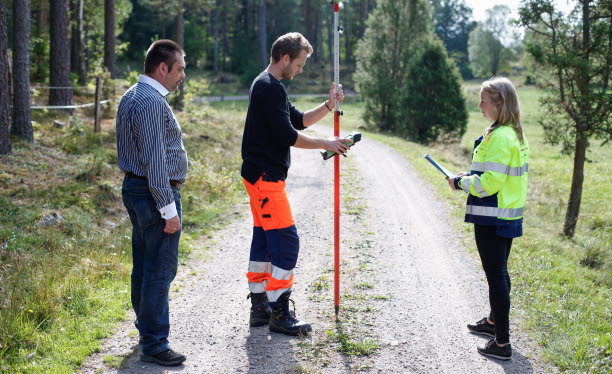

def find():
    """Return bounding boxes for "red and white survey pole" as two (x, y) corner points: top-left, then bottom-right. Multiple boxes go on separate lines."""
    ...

(332, 0), (343, 319)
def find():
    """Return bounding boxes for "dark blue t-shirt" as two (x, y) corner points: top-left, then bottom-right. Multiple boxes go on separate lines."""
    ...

(241, 72), (305, 184)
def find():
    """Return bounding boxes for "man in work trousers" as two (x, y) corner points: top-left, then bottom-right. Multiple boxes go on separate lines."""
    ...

(242, 32), (349, 335)
(116, 39), (188, 366)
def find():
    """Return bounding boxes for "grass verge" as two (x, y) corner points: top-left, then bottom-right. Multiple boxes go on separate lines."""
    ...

(0, 88), (245, 373)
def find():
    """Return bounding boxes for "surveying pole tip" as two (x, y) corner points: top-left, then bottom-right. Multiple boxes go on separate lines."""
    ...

(334, 305), (339, 318)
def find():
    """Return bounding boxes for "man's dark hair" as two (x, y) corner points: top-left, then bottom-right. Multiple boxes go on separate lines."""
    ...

(270, 32), (313, 63)
(144, 39), (185, 74)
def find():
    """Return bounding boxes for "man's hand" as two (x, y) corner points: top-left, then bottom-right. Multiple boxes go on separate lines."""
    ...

(323, 137), (351, 155)
(327, 82), (344, 108)
(164, 215), (181, 234)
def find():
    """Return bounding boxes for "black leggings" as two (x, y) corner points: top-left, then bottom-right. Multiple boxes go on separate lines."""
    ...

(474, 224), (513, 344)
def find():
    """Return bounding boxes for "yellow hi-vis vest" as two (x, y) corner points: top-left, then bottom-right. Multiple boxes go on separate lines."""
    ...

(459, 125), (529, 236)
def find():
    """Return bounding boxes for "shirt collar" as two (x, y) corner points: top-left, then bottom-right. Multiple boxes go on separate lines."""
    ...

(138, 75), (170, 97)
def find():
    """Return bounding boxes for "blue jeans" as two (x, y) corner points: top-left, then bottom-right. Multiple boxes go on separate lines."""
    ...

(122, 176), (181, 355)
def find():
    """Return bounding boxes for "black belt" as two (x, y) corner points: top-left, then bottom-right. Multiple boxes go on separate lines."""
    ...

(126, 172), (181, 189)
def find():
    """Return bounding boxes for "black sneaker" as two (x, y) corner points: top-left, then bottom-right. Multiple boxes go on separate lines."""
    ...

(269, 291), (312, 336)
(467, 317), (495, 337)
(140, 349), (186, 366)
(477, 339), (512, 360)
(248, 292), (271, 327)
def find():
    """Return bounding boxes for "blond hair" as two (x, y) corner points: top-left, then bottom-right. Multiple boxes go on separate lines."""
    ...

(482, 77), (524, 143)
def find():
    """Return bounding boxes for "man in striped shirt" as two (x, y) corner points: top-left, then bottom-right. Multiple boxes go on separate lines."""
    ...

(116, 39), (187, 367)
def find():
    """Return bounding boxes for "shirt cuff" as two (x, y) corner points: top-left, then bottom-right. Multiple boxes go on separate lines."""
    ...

(453, 177), (462, 190)
(159, 202), (178, 220)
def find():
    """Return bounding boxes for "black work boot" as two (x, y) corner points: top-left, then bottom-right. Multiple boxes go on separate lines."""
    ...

(248, 292), (271, 327)
(269, 291), (312, 336)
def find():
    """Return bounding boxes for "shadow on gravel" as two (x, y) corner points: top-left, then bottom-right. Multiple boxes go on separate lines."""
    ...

(116, 345), (187, 373)
(472, 335), (536, 374)
(485, 350), (535, 374)
(245, 326), (301, 373)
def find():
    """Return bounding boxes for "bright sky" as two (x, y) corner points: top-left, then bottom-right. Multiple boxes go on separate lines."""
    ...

(466, 0), (576, 22)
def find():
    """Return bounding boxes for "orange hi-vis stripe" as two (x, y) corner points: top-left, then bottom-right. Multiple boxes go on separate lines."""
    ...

(265, 274), (294, 291)
(246, 272), (271, 283)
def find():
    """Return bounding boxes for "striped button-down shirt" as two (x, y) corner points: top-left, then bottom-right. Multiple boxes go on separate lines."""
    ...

(116, 75), (188, 219)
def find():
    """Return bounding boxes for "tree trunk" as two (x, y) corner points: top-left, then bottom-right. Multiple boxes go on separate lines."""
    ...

(173, 0), (184, 109)
(360, 0), (369, 38)
(49, 0), (72, 111)
(563, 130), (587, 237)
(563, 0), (591, 238)
(70, 0), (86, 85)
(33, 0), (47, 82)
(221, 4), (227, 71)
(314, 3), (321, 62)
(213, 2), (219, 73)
(0, 0), (11, 155)
(174, 0), (184, 47)
(258, 0), (267, 69)
(304, 0), (314, 46)
(104, 0), (116, 78)
(345, 12), (351, 66)
(12, 0), (33, 142)
(246, 0), (253, 31)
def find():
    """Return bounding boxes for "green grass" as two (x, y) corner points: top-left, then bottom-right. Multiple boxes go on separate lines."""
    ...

(290, 83), (611, 373)
(325, 327), (379, 356)
(0, 87), (246, 373)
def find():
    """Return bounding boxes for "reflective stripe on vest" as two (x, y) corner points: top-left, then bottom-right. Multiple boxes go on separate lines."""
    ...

(471, 161), (529, 176)
(466, 205), (524, 218)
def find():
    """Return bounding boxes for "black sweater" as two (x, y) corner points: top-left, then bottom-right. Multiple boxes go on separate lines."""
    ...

(241, 72), (306, 184)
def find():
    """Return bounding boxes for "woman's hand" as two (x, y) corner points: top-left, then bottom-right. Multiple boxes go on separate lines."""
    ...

(446, 172), (468, 190)
(446, 177), (456, 190)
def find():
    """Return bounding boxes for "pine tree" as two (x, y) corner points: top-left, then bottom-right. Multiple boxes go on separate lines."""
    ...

(355, 0), (433, 132)
(400, 39), (467, 143)
(0, 0), (11, 155)
(12, 0), (33, 142)
(519, 0), (611, 237)
(49, 0), (73, 111)
(104, 0), (116, 78)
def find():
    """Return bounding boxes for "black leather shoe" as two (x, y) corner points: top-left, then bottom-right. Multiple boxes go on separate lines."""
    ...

(477, 339), (512, 360)
(248, 292), (271, 327)
(140, 349), (186, 366)
(269, 291), (312, 336)
(467, 317), (495, 337)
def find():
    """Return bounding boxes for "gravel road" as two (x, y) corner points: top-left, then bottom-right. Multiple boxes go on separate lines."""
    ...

(81, 128), (550, 374)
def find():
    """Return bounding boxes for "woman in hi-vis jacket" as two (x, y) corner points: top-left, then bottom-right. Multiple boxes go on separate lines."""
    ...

(447, 77), (529, 361)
